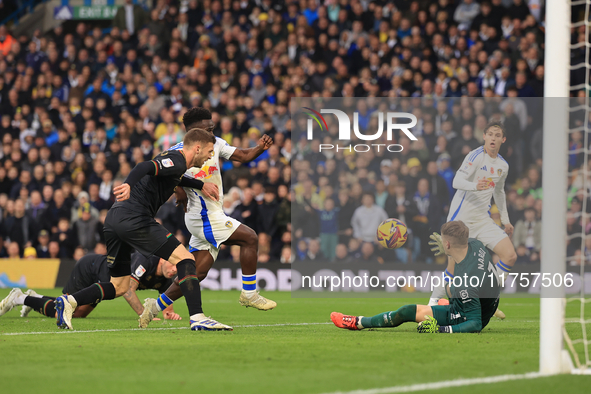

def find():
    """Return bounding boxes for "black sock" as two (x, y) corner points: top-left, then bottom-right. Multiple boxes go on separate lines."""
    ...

(70, 282), (116, 306)
(25, 296), (57, 317)
(177, 259), (203, 316)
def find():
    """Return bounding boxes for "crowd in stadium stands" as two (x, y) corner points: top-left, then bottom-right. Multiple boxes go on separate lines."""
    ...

(0, 0), (585, 265)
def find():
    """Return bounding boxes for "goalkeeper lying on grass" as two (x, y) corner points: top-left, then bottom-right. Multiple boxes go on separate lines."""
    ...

(331, 220), (501, 333)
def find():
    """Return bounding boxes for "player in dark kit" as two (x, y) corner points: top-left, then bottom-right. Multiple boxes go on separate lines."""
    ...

(331, 221), (501, 333)
(138, 108), (276, 329)
(53, 128), (223, 331)
(0, 252), (180, 320)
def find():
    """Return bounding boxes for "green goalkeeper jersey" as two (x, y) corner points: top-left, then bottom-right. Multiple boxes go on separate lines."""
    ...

(448, 238), (501, 333)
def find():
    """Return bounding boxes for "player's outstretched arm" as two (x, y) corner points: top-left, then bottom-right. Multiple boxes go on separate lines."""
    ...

(122, 279), (143, 315)
(229, 134), (273, 163)
(428, 232), (445, 256)
(114, 161), (155, 201)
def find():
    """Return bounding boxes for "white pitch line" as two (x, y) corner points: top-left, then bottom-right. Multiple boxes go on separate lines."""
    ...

(321, 372), (544, 394)
(0, 322), (332, 336)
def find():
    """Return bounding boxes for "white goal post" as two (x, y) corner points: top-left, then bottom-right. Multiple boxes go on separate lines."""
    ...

(540, 0), (570, 375)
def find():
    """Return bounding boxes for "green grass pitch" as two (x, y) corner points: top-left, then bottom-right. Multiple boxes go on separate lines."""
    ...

(1, 289), (589, 394)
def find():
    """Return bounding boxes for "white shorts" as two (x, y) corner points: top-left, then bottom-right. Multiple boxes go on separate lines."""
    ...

(464, 218), (508, 250)
(185, 212), (241, 261)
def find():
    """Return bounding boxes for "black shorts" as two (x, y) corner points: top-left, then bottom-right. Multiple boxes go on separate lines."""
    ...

(104, 206), (181, 277)
(63, 254), (110, 307)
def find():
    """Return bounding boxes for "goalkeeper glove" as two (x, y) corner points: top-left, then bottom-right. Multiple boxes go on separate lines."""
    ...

(428, 232), (445, 256)
(417, 316), (453, 333)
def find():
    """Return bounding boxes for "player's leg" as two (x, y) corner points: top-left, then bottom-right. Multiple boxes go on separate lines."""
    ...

(163, 242), (232, 331)
(22, 293), (57, 317)
(492, 237), (517, 274)
(72, 304), (96, 318)
(0, 288), (27, 316)
(225, 224), (277, 310)
(428, 255), (454, 306)
(0, 288), (54, 318)
(54, 219), (131, 329)
(483, 224), (514, 320)
(141, 249), (212, 328)
(331, 305), (436, 330)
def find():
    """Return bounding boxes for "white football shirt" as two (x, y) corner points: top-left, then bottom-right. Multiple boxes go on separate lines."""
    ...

(447, 146), (510, 225)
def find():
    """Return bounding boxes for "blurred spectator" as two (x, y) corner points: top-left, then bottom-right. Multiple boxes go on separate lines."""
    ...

(113, 0), (148, 36)
(315, 197), (339, 261)
(513, 207), (542, 254)
(359, 242), (380, 263)
(2, 199), (34, 252)
(0, 26), (15, 56)
(72, 203), (100, 252)
(7, 241), (20, 258)
(412, 178), (443, 259)
(36, 230), (51, 258)
(304, 239), (325, 262)
(334, 243), (351, 263)
(48, 241), (60, 259)
(454, 0), (481, 31)
(52, 217), (76, 258)
(0, 236), (7, 258)
(351, 193), (388, 243)
(257, 187), (280, 245)
(23, 246), (37, 259)
(280, 245), (294, 264)
(294, 239), (307, 261)
(43, 189), (70, 231)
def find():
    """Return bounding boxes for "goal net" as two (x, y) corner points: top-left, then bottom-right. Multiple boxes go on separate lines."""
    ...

(545, 0), (591, 375)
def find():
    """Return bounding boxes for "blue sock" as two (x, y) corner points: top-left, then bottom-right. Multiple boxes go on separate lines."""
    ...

(496, 260), (511, 273)
(156, 294), (173, 311)
(444, 269), (454, 285)
(242, 274), (256, 292)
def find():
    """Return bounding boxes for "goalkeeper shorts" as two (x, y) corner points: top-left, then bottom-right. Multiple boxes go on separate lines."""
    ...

(431, 304), (467, 326)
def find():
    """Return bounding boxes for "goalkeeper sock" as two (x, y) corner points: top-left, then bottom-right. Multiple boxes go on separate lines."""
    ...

(429, 270), (453, 305)
(24, 296), (57, 317)
(155, 294), (173, 312)
(359, 305), (417, 328)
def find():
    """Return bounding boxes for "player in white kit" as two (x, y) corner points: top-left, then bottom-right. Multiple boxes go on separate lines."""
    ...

(428, 122), (517, 319)
(139, 108), (276, 329)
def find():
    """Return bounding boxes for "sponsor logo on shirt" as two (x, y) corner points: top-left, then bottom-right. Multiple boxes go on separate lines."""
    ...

(135, 265), (146, 278)
(193, 165), (218, 179)
(481, 165), (487, 171)
(490, 166), (494, 174)
(483, 177), (496, 188)
(162, 158), (174, 168)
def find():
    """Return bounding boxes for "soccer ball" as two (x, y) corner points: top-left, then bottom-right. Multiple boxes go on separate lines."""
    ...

(376, 218), (408, 249)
